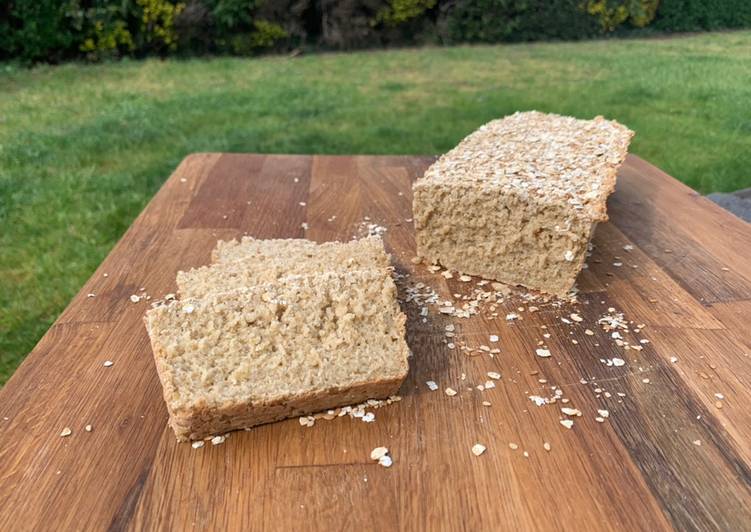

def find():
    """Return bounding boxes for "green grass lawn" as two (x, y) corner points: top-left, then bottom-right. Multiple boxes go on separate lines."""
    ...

(2, 31), (751, 384)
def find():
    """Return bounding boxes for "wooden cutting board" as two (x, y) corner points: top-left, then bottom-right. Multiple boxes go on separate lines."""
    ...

(1, 154), (750, 531)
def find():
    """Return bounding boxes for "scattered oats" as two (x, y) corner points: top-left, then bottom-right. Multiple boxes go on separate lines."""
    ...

(523, 451), (529, 458)
(536, 348), (552, 358)
(642, 378), (650, 384)
(484, 380), (496, 389)
(509, 443), (519, 450)
(301, 222), (309, 230)
(561, 407), (582, 416)
(445, 387), (457, 396)
(487, 371), (501, 380)
(489, 335), (499, 343)
(714, 393), (725, 400)
(60, 427), (72, 437)
(598, 409), (610, 418)
(670, 356), (678, 363)
(613, 262), (623, 267)
(543, 442), (551, 452)
(129, 294), (141, 303)
(611, 358), (626, 367)
(506, 313), (519, 321)
(378, 455), (393, 467)
(192, 440), (204, 449)
(693, 439), (702, 446)
(529, 395), (547, 406)
(183, 304), (195, 314)
(595, 417), (605, 423)
(102, 360), (114, 368)
(211, 435), (225, 445)
(479, 345), (491, 352)
(721, 267), (730, 272)
(179, 177), (187, 183)
(482, 401), (492, 407)
(164, 293), (176, 300)
(85, 425), (92, 432)
(459, 275), (472, 282)
(570, 313), (583, 322)
(560, 419), (574, 429)
(441, 270), (454, 279)
(299, 201), (306, 206)
(426, 380), (439, 391)
(370, 447), (389, 460)
(87, 293), (96, 298)
(623, 244), (634, 251)
(471, 443), (486, 456)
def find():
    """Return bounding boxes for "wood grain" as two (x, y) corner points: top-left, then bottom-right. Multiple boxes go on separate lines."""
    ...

(1, 154), (750, 532)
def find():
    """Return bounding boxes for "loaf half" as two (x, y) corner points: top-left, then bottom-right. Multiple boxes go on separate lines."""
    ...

(413, 111), (634, 296)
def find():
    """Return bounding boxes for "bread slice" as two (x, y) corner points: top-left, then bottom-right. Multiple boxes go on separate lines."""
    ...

(178, 236), (390, 300)
(413, 111), (634, 296)
(144, 270), (409, 441)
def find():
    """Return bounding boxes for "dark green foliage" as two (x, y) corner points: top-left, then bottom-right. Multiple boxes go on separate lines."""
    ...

(439, 0), (600, 43)
(654, 0), (751, 32)
(1, 0), (751, 63)
(0, 0), (79, 62)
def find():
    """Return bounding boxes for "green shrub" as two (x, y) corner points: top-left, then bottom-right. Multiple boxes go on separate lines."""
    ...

(376, 0), (437, 26)
(2, 0), (751, 63)
(137, 0), (185, 54)
(439, 0), (600, 43)
(584, 0), (659, 32)
(654, 0), (751, 31)
(75, 3), (135, 61)
(0, 0), (79, 63)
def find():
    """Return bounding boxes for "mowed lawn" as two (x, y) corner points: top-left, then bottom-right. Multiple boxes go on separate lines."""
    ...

(1, 31), (751, 384)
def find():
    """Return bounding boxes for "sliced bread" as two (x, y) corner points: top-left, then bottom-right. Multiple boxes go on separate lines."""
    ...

(144, 270), (409, 441)
(177, 236), (390, 300)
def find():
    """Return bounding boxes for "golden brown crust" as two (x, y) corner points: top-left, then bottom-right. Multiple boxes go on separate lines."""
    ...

(168, 376), (405, 441)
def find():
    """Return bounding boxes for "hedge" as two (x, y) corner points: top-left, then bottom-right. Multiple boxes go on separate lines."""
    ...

(1, 0), (749, 64)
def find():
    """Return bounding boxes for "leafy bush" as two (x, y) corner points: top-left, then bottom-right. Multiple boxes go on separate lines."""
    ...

(584, 0), (659, 32)
(0, 0), (79, 62)
(653, 0), (751, 31)
(439, 0), (600, 43)
(137, 0), (184, 54)
(76, 3), (135, 61)
(2, 0), (751, 63)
